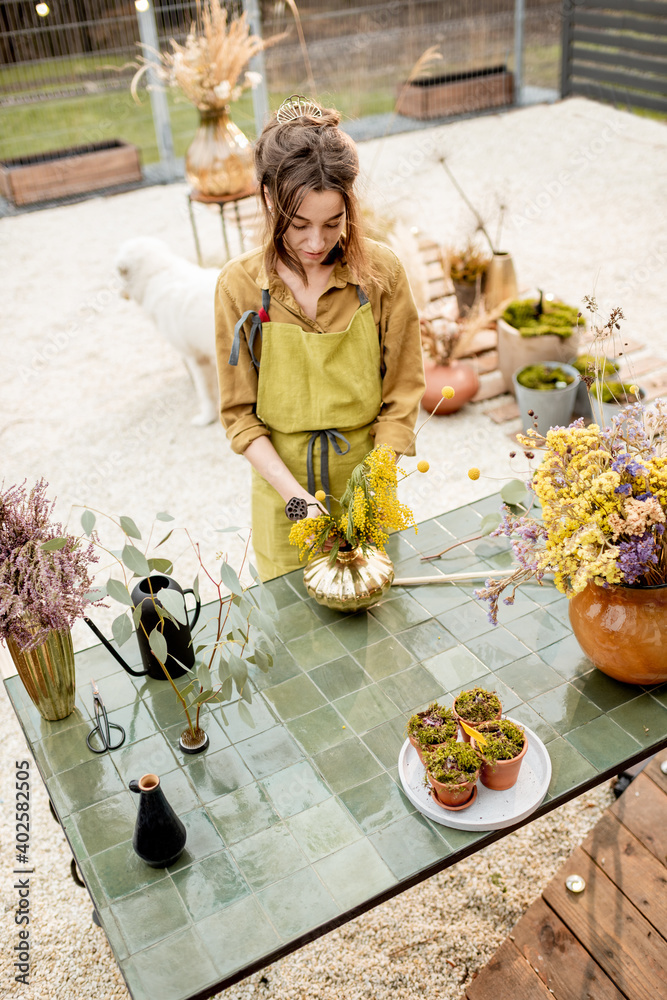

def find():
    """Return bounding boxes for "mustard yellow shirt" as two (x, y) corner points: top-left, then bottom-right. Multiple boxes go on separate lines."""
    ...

(214, 238), (426, 456)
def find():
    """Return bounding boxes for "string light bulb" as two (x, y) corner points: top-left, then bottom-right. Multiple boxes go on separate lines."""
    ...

(35, 3), (50, 15)
(134, 0), (149, 10)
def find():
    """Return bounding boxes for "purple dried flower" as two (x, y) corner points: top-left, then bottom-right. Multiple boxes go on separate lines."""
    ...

(616, 531), (660, 585)
(0, 480), (98, 650)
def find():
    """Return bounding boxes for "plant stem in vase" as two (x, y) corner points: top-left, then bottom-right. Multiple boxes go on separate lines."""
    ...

(185, 108), (256, 197)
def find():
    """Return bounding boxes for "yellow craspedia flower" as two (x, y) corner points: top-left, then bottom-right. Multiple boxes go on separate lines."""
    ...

(629, 385), (639, 396)
(417, 460), (430, 473)
(442, 386), (455, 399)
(468, 467), (480, 480)
(314, 490), (326, 502)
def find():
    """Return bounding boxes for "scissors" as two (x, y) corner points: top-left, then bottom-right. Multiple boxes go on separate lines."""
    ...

(86, 680), (126, 754)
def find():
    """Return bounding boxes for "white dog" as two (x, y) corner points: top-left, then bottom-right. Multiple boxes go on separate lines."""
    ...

(115, 237), (220, 426)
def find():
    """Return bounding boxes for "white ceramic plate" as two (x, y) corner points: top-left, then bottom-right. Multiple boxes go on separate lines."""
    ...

(398, 720), (552, 832)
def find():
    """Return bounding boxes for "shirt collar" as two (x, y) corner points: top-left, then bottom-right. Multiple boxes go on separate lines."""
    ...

(254, 247), (356, 293)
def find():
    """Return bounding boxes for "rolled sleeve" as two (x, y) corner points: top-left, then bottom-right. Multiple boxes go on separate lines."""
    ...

(214, 271), (270, 455)
(372, 252), (426, 457)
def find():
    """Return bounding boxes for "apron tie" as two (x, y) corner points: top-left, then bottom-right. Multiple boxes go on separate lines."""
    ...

(228, 290), (271, 370)
(306, 428), (351, 506)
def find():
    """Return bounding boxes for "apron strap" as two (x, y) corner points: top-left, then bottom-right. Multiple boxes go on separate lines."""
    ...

(228, 289), (270, 370)
(356, 285), (369, 307)
(306, 428), (351, 506)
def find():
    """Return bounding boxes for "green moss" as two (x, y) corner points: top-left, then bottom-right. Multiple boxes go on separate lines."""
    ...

(423, 739), (482, 786)
(571, 355), (619, 378)
(502, 298), (584, 339)
(454, 687), (501, 723)
(407, 703), (458, 748)
(477, 719), (525, 762)
(595, 381), (642, 404)
(516, 365), (575, 390)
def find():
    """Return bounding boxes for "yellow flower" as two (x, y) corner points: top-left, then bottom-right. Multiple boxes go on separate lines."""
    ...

(314, 490), (326, 502)
(417, 460), (430, 473)
(468, 467), (480, 481)
(441, 386), (455, 399)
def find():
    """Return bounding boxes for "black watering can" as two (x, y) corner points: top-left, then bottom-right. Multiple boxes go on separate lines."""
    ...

(85, 574), (201, 681)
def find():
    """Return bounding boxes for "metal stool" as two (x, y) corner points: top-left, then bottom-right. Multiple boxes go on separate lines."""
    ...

(186, 186), (258, 265)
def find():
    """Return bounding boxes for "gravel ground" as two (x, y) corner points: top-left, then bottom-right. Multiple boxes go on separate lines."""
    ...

(1, 95), (665, 998)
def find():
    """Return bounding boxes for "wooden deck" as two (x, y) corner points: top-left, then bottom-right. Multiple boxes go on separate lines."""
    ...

(461, 755), (667, 1000)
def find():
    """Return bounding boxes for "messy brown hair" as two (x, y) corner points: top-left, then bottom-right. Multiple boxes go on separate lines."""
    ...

(254, 103), (381, 290)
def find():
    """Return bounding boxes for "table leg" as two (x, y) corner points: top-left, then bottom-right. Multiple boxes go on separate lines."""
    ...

(187, 197), (204, 267)
(220, 204), (232, 260)
(233, 200), (244, 254)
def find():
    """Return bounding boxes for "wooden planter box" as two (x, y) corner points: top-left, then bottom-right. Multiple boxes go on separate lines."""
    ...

(0, 140), (142, 207)
(396, 65), (514, 120)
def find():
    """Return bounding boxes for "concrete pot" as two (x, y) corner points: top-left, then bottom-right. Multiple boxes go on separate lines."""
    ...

(498, 316), (580, 395)
(588, 386), (645, 428)
(513, 361), (580, 435)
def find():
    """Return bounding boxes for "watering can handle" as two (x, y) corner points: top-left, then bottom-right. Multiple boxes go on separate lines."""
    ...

(82, 616), (149, 676)
(182, 589), (201, 630)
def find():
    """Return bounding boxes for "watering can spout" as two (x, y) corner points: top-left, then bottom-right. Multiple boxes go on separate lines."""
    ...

(84, 574), (201, 681)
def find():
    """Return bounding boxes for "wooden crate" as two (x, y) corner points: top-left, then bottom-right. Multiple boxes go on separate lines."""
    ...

(0, 140), (142, 207)
(396, 66), (514, 121)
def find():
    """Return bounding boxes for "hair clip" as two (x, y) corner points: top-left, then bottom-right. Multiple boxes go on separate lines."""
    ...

(276, 95), (323, 124)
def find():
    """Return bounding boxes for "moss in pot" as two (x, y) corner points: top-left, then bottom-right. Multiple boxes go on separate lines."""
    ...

(497, 293), (584, 394)
(472, 718), (528, 791)
(407, 702), (458, 762)
(422, 739), (482, 808)
(502, 298), (584, 339)
(453, 686), (502, 741)
(516, 364), (575, 390)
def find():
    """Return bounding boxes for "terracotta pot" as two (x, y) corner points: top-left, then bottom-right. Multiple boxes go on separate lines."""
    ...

(421, 358), (479, 414)
(453, 699), (502, 743)
(474, 728), (528, 790)
(497, 316), (581, 395)
(568, 581), (667, 685)
(427, 770), (478, 807)
(185, 108), (255, 197)
(303, 546), (394, 612)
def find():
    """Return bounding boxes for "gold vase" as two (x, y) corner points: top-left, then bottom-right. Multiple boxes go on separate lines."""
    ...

(185, 108), (256, 197)
(484, 251), (518, 311)
(7, 628), (76, 721)
(303, 547), (395, 613)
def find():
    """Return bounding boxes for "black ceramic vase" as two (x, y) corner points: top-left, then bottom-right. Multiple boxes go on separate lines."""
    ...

(130, 575), (200, 681)
(129, 773), (187, 868)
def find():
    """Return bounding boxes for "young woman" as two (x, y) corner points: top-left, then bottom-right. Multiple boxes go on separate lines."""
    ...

(214, 97), (425, 580)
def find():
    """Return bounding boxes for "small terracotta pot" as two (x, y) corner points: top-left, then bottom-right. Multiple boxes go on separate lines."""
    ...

(427, 771), (478, 807)
(431, 784), (479, 811)
(474, 729), (528, 790)
(421, 358), (479, 414)
(409, 732), (456, 765)
(453, 701), (502, 743)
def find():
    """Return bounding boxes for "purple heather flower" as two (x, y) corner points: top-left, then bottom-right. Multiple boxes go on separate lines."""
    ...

(614, 484), (633, 496)
(0, 479), (99, 650)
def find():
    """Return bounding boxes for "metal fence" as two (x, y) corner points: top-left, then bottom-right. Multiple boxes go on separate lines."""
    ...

(561, 0), (667, 114)
(0, 1), (562, 173)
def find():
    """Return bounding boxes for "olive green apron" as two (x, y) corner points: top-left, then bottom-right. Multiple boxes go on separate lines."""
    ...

(229, 286), (382, 580)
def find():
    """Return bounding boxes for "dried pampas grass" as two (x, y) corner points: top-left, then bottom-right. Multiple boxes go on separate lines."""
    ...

(131, 0), (282, 112)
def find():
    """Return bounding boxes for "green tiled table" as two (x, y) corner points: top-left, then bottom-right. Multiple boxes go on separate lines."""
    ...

(6, 496), (667, 1000)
